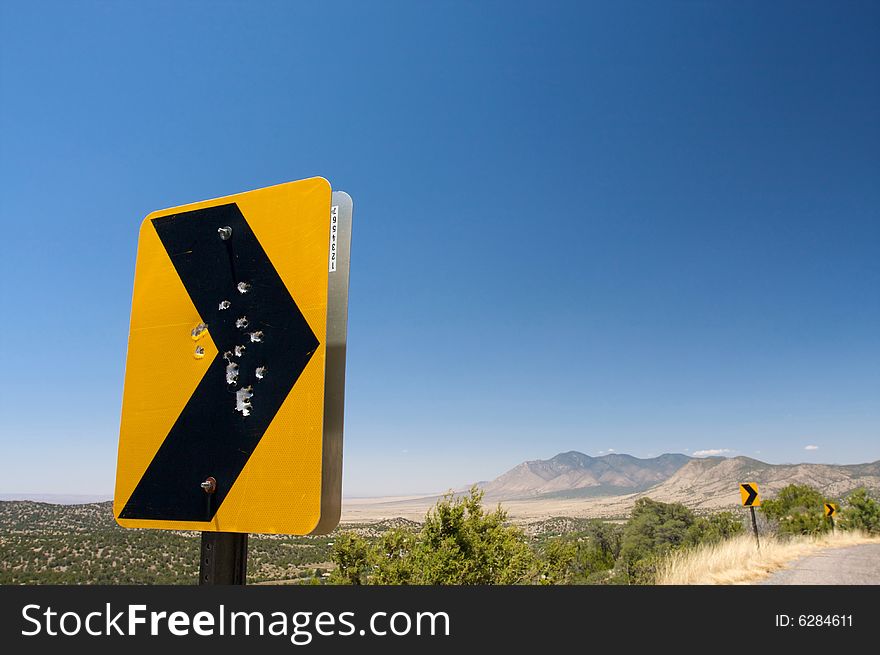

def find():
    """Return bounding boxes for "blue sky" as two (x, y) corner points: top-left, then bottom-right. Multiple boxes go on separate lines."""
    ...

(1, 1), (878, 497)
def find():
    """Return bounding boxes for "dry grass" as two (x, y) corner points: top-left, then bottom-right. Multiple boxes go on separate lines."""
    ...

(657, 530), (880, 585)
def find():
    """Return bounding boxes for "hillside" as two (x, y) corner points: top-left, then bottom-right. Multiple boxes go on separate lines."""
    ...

(477, 451), (880, 508)
(0, 500), (358, 584)
(481, 452), (691, 499)
(634, 456), (880, 509)
(0, 500), (592, 584)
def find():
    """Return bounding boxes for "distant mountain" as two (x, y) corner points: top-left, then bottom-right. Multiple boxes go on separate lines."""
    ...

(636, 456), (880, 509)
(481, 452), (691, 499)
(480, 451), (880, 504)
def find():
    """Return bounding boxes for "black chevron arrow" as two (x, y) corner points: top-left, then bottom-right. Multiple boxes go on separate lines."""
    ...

(741, 484), (758, 507)
(120, 203), (319, 522)
(825, 503), (835, 517)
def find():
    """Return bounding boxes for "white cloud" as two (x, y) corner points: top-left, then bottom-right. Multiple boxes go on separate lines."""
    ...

(805, 445), (819, 451)
(693, 448), (733, 457)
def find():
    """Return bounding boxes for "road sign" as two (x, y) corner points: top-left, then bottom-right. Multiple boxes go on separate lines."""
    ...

(824, 503), (838, 518)
(740, 483), (761, 507)
(114, 177), (352, 535)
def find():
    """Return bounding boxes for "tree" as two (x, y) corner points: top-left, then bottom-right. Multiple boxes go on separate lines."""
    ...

(538, 521), (622, 584)
(616, 498), (697, 584)
(685, 511), (744, 545)
(538, 538), (578, 584)
(760, 484), (830, 536)
(328, 533), (372, 585)
(371, 528), (417, 584)
(415, 487), (535, 584)
(840, 488), (880, 534)
(330, 487), (536, 585)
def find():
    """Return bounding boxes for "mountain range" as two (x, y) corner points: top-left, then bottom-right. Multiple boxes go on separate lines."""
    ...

(479, 451), (880, 507)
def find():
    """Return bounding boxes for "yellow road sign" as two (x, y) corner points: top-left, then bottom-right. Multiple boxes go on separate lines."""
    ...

(114, 177), (352, 535)
(740, 483), (761, 507)
(824, 503), (838, 517)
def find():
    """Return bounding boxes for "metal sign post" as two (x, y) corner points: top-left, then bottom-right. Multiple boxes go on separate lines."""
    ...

(200, 532), (248, 585)
(749, 505), (760, 549)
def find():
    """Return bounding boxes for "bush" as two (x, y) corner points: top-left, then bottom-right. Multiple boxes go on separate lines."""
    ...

(330, 487), (536, 585)
(686, 511), (745, 545)
(840, 488), (880, 534)
(538, 521), (622, 584)
(616, 498), (698, 584)
(760, 484), (830, 536)
(328, 533), (372, 585)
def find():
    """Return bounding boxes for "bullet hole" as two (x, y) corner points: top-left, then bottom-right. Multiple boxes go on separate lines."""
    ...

(223, 352), (239, 385)
(237, 282), (251, 294)
(191, 322), (208, 340)
(218, 226), (232, 240)
(234, 345), (246, 357)
(235, 317), (249, 329)
(249, 331), (264, 343)
(193, 346), (205, 359)
(219, 300), (231, 311)
(255, 366), (267, 380)
(235, 386), (253, 416)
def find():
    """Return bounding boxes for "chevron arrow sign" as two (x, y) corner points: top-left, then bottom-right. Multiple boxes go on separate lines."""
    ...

(739, 483), (761, 507)
(113, 178), (352, 535)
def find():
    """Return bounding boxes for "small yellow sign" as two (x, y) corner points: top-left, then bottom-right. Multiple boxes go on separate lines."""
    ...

(824, 503), (838, 518)
(740, 483), (761, 507)
(114, 177), (351, 535)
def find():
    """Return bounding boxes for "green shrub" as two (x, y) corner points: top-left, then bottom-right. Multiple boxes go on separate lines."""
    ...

(330, 488), (535, 585)
(760, 484), (830, 536)
(840, 488), (880, 534)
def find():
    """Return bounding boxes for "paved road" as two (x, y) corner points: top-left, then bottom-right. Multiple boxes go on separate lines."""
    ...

(760, 543), (880, 585)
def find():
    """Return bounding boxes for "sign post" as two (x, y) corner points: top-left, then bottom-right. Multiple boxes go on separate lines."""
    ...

(200, 532), (248, 585)
(749, 506), (760, 550)
(739, 483), (761, 549)
(113, 178), (352, 585)
(824, 503), (838, 533)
